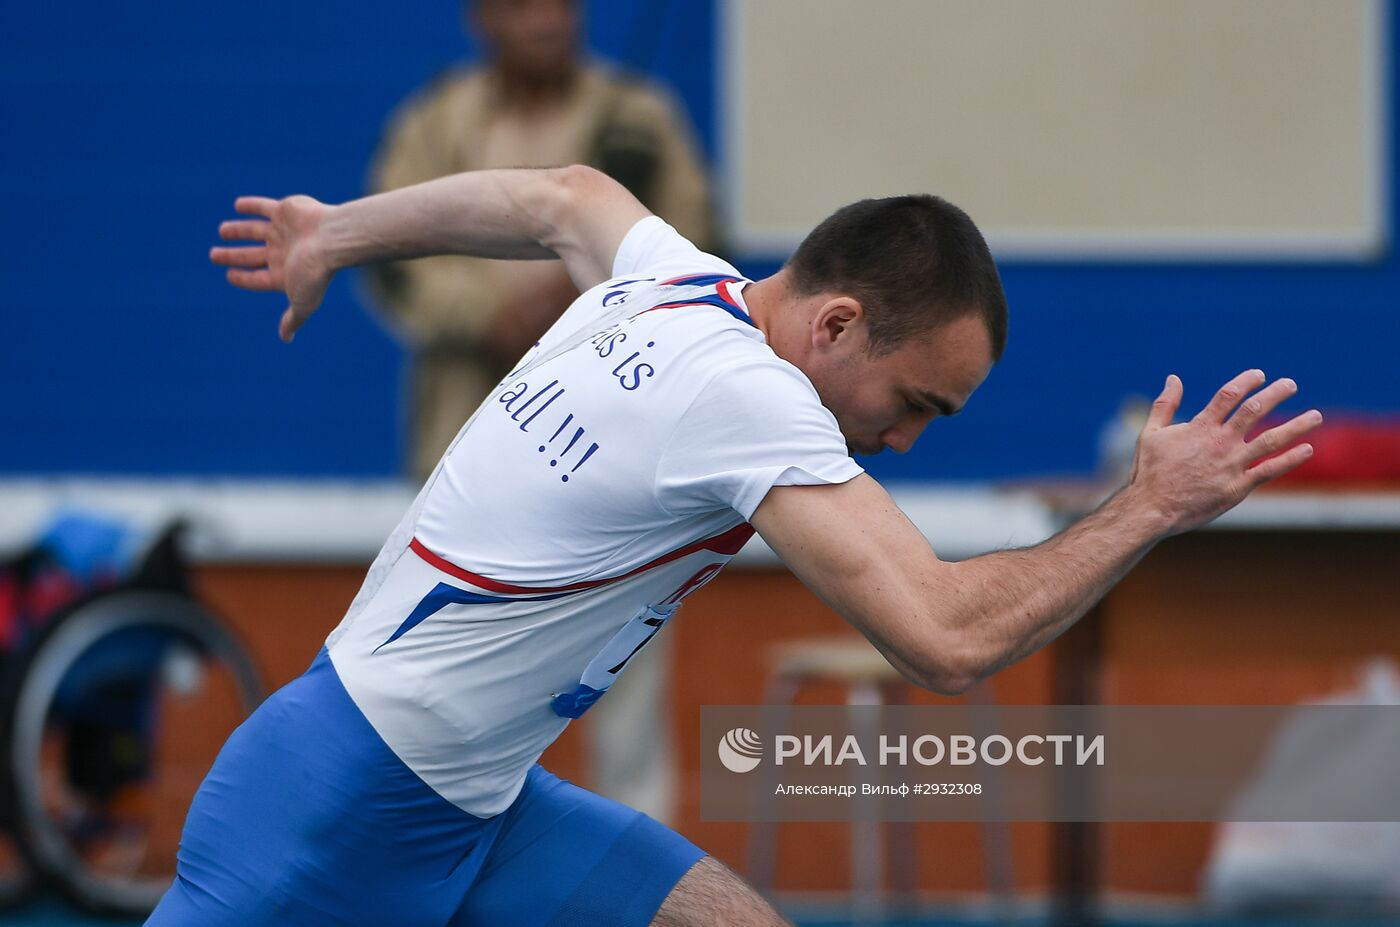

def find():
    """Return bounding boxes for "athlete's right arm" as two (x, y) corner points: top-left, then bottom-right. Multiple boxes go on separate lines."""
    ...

(750, 371), (1321, 695)
(209, 166), (650, 342)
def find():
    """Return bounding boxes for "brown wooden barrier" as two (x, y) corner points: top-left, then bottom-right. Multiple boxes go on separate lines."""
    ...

(183, 526), (1399, 900)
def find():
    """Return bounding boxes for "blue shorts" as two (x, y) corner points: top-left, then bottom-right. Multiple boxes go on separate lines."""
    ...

(146, 649), (704, 926)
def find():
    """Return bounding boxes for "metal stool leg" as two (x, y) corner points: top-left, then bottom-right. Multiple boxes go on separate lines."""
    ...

(966, 680), (1017, 923)
(849, 680), (884, 927)
(747, 674), (802, 893)
(880, 680), (919, 909)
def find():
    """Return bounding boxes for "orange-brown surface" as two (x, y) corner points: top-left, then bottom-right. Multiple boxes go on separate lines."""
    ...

(182, 527), (1399, 900)
(1096, 530), (1400, 895)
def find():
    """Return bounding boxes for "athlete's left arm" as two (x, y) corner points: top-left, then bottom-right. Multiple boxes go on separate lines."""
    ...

(751, 371), (1321, 695)
(210, 166), (649, 342)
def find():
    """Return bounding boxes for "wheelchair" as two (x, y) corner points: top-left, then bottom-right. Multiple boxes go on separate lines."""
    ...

(0, 514), (263, 915)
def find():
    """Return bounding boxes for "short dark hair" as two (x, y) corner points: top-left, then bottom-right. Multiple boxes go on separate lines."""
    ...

(786, 195), (1007, 361)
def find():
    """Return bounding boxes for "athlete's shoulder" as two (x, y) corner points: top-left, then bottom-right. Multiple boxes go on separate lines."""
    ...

(611, 216), (738, 281)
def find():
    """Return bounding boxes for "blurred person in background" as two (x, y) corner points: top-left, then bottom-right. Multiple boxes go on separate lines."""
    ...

(366, 0), (712, 827)
(369, 0), (712, 482)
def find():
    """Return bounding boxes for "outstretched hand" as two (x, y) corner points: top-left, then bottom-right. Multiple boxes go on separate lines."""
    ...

(210, 195), (333, 342)
(1128, 370), (1323, 535)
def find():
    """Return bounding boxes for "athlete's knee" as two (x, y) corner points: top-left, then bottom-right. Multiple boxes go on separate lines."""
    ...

(651, 855), (792, 927)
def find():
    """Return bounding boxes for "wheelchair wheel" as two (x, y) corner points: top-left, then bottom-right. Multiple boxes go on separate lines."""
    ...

(0, 661), (38, 911)
(5, 588), (263, 915)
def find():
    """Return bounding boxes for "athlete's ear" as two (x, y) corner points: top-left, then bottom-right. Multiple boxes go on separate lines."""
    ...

(811, 297), (865, 352)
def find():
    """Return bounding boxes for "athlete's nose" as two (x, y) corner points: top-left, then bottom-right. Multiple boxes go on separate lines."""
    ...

(881, 408), (940, 454)
(879, 422), (921, 455)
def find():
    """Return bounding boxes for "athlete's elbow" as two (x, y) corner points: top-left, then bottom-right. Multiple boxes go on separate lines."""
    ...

(925, 672), (976, 697)
(550, 165), (611, 218)
(872, 603), (985, 696)
(535, 165), (620, 247)
(518, 165), (590, 241)
(915, 572), (1000, 695)
(552, 163), (605, 200)
(918, 652), (981, 696)
(901, 663), (975, 697)
(902, 633), (984, 696)
(932, 612), (1009, 695)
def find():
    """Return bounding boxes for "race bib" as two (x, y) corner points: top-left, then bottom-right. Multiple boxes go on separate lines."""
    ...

(550, 602), (677, 719)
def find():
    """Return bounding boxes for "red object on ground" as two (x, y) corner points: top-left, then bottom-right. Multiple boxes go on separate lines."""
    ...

(1252, 414), (1400, 487)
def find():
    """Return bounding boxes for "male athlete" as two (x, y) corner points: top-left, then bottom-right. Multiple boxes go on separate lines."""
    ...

(162, 166), (1320, 925)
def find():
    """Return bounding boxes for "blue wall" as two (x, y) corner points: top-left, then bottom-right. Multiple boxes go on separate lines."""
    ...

(3, 1), (1395, 482)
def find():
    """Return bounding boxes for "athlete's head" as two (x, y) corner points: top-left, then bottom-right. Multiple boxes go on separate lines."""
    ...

(469, 0), (580, 86)
(778, 195), (1007, 457)
(789, 196), (1007, 360)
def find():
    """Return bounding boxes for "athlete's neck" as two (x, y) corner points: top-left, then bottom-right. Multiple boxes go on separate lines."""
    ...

(743, 270), (797, 359)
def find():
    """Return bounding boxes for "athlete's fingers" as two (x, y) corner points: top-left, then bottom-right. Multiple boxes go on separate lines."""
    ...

(278, 306), (301, 343)
(1246, 441), (1314, 488)
(234, 196), (278, 218)
(1143, 374), (1182, 432)
(1243, 409), (1323, 462)
(225, 267), (276, 291)
(1226, 377), (1298, 435)
(210, 245), (268, 268)
(219, 219), (270, 242)
(1195, 369), (1266, 426)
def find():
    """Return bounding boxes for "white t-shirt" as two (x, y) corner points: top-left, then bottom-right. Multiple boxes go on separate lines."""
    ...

(326, 217), (863, 815)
